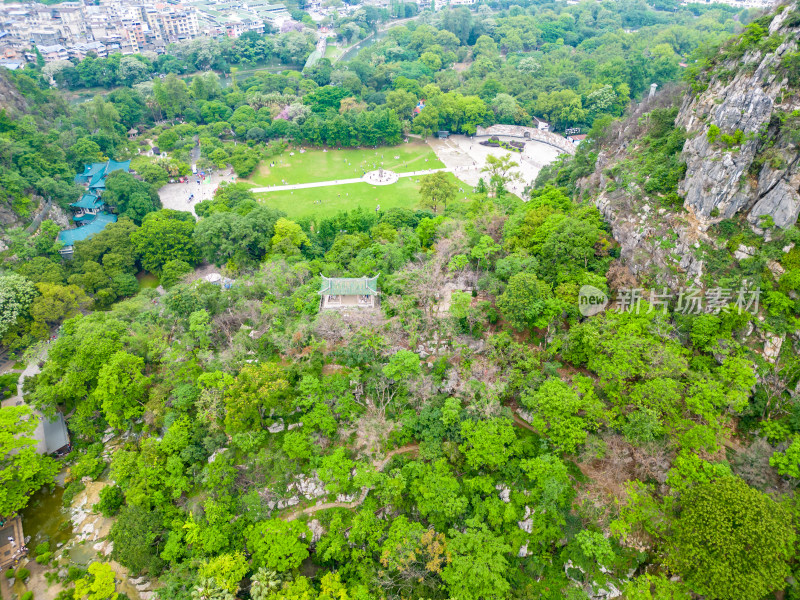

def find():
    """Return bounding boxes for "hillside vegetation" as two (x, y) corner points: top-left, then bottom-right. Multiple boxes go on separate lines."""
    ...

(2, 1), (800, 600)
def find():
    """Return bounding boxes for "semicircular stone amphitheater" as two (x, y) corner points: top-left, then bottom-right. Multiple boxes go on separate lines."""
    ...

(475, 124), (577, 155)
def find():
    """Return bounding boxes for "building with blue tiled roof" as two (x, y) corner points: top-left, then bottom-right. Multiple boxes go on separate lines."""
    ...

(58, 213), (118, 248)
(58, 159), (131, 258)
(73, 159), (131, 187)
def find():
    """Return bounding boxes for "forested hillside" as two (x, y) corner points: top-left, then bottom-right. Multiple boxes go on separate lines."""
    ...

(1, 0), (800, 599)
(0, 0), (751, 353)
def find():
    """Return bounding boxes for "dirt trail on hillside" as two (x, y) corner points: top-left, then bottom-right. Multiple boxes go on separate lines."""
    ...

(284, 444), (419, 521)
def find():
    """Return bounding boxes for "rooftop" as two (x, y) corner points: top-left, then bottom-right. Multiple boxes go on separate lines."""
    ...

(319, 275), (379, 296)
(74, 159), (131, 187)
(58, 212), (117, 247)
(40, 412), (70, 454)
(38, 44), (66, 53)
(0, 518), (24, 569)
(70, 192), (104, 210)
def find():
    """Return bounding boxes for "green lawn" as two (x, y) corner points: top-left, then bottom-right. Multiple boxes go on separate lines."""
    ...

(246, 142), (444, 187)
(136, 272), (160, 289)
(254, 172), (467, 221)
(324, 39), (344, 61)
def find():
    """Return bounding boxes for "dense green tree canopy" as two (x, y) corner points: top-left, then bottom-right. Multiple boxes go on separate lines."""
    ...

(131, 209), (199, 274)
(667, 477), (796, 600)
(1, 6), (798, 600)
(103, 171), (161, 224)
(0, 405), (59, 517)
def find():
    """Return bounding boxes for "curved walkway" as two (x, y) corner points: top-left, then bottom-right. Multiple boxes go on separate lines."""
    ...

(284, 443), (419, 521)
(475, 124), (577, 155)
(282, 411), (538, 522)
(249, 168), (455, 193)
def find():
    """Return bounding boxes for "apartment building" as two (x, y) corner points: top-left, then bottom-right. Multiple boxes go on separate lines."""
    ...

(0, 0), (204, 59)
(36, 43), (69, 61)
(146, 8), (199, 42)
(69, 41), (108, 60)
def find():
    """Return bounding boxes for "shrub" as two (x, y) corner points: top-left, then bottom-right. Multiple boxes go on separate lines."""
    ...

(21, 591), (33, 600)
(70, 446), (106, 482)
(719, 129), (745, 149)
(62, 481), (85, 507)
(622, 409), (664, 445)
(35, 542), (53, 565)
(784, 52), (800, 87)
(708, 125), (745, 149)
(785, 9), (800, 27)
(4, 569), (14, 579)
(770, 435), (800, 479)
(95, 485), (125, 517)
(34, 541), (50, 556)
(160, 260), (194, 289)
(16, 567), (30, 580)
(738, 20), (769, 51)
(66, 566), (87, 583)
(0, 372), (19, 399)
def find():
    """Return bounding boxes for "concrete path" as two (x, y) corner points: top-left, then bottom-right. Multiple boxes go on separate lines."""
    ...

(427, 134), (561, 198)
(249, 167), (457, 193)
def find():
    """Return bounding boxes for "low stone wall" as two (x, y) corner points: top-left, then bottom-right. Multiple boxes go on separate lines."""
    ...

(26, 198), (53, 233)
(475, 124), (576, 155)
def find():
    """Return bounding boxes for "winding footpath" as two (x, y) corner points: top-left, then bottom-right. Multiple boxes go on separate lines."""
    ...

(283, 443), (419, 521)
(249, 168), (461, 193)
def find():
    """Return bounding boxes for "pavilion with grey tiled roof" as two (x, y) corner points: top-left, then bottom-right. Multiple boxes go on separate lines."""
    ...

(319, 275), (379, 310)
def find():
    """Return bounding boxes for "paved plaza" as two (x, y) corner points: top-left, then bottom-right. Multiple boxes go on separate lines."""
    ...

(158, 171), (237, 215)
(427, 134), (563, 197)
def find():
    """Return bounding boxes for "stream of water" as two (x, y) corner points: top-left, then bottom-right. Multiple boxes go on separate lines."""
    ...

(337, 31), (388, 63)
(14, 482), (143, 600)
(20, 485), (72, 553)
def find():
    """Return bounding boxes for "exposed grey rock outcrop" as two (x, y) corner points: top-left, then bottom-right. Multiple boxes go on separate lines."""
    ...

(592, 172), (707, 288)
(677, 4), (800, 228)
(747, 173), (800, 227)
(49, 204), (71, 229)
(574, 3), (799, 287)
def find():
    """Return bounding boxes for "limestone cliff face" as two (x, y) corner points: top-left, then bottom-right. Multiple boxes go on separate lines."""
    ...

(677, 3), (800, 228)
(0, 69), (33, 117)
(577, 88), (708, 289)
(574, 3), (799, 288)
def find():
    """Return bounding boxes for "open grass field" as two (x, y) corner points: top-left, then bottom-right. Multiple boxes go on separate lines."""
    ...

(254, 171), (467, 220)
(246, 142), (444, 187)
(324, 39), (344, 61)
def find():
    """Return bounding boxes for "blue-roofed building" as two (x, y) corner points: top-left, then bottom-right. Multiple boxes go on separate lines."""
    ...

(59, 159), (131, 258)
(74, 162), (106, 185)
(73, 159), (131, 187)
(69, 192), (104, 221)
(58, 212), (118, 256)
